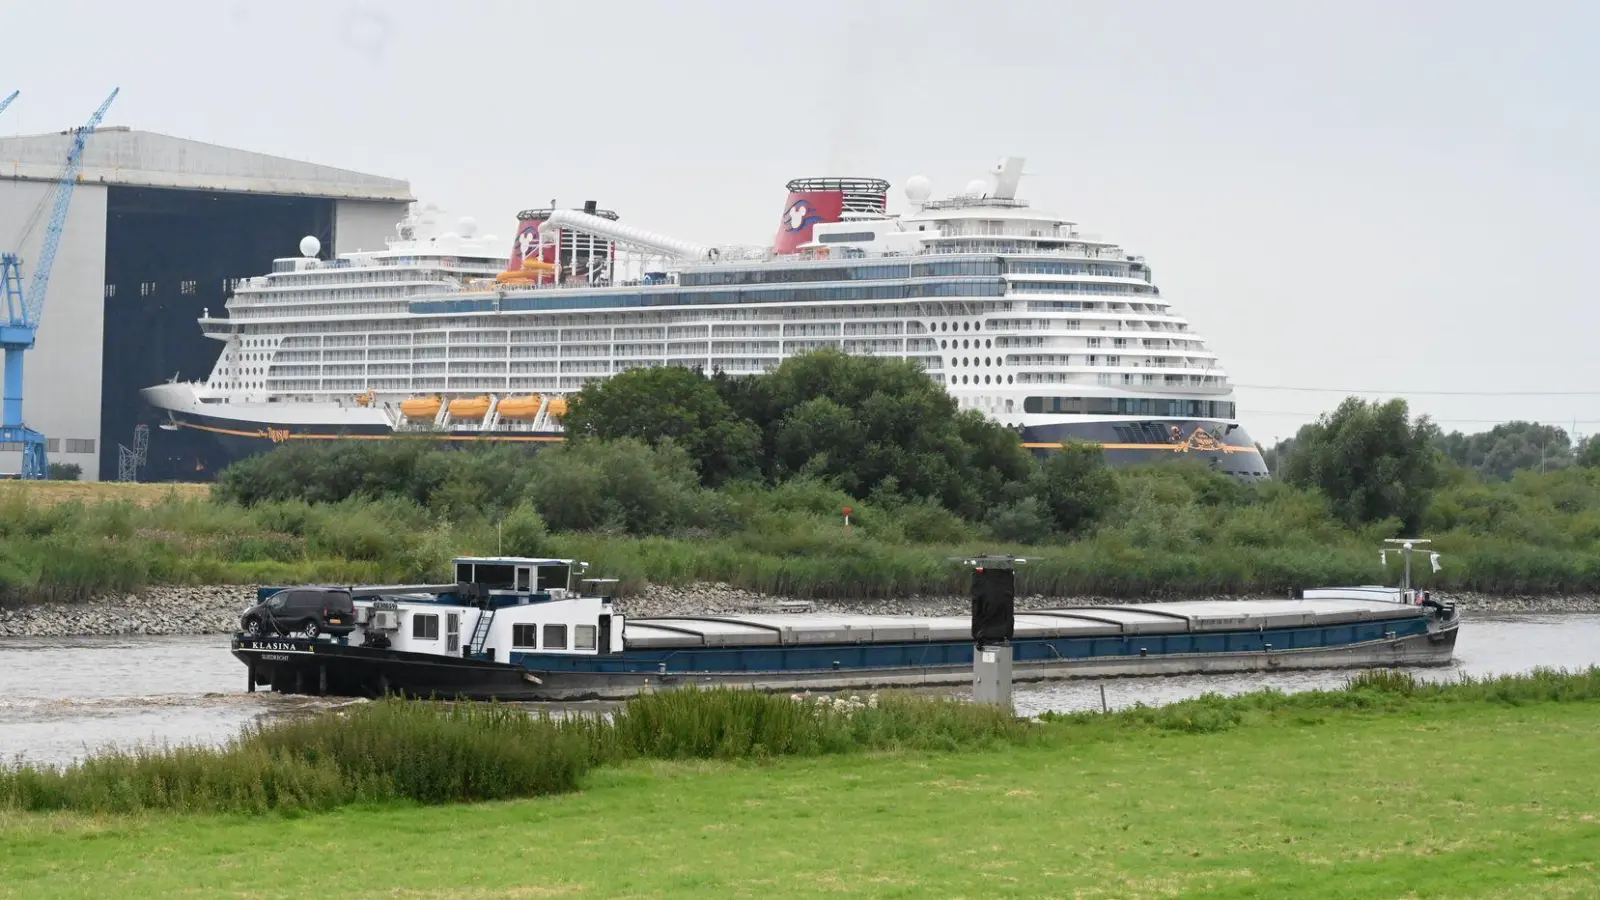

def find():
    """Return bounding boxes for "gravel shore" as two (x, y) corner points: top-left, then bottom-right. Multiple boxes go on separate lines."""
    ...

(1, 584), (1597, 639)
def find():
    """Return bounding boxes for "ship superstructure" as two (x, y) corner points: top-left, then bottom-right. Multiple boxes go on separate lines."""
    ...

(142, 158), (1268, 477)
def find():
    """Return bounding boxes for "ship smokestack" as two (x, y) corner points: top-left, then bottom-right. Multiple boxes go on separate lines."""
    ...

(772, 177), (889, 255)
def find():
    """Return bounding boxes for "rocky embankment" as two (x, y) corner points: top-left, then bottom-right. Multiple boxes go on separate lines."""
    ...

(2, 583), (1598, 639)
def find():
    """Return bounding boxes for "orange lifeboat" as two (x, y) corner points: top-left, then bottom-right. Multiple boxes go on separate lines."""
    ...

(546, 396), (569, 419)
(447, 395), (492, 420)
(400, 395), (442, 420)
(496, 394), (544, 420)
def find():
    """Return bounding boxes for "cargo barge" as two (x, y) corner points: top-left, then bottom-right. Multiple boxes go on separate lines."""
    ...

(231, 546), (1460, 701)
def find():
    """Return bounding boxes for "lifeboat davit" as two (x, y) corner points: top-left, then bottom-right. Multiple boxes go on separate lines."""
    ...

(400, 395), (442, 420)
(546, 396), (569, 419)
(448, 395), (493, 420)
(497, 395), (544, 420)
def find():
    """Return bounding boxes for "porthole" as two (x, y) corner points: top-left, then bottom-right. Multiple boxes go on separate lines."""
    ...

(940, 340), (948, 349)
(963, 322), (971, 331)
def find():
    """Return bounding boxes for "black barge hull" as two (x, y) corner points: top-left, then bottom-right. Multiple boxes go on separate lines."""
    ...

(233, 638), (550, 701)
(234, 623), (1459, 702)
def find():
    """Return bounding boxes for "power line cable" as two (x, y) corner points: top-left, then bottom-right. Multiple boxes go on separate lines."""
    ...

(1240, 409), (1600, 426)
(1234, 384), (1600, 397)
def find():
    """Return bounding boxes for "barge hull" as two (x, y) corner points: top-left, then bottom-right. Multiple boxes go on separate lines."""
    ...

(234, 623), (1458, 702)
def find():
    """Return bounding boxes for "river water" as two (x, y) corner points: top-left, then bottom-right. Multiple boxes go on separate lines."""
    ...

(2, 613), (1597, 766)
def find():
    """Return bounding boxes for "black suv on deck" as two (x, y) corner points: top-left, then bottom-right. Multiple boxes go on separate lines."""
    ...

(240, 587), (357, 639)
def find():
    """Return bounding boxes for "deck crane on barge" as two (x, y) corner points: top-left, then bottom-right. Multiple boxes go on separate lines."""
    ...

(1, 88), (117, 479)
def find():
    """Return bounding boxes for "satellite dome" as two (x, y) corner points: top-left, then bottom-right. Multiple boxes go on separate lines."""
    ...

(904, 175), (932, 204)
(964, 178), (988, 196)
(298, 235), (321, 258)
(457, 216), (478, 238)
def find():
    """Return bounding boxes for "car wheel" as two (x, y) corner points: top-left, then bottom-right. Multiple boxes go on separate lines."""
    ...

(243, 617), (263, 637)
(303, 619), (321, 639)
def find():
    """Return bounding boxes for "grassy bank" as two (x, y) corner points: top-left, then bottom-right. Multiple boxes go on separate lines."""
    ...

(0, 688), (1021, 815)
(4, 671), (1600, 897)
(9, 457), (1600, 603)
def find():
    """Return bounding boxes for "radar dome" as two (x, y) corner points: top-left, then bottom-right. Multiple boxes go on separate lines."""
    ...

(298, 235), (321, 258)
(964, 179), (989, 196)
(904, 175), (932, 204)
(457, 216), (478, 238)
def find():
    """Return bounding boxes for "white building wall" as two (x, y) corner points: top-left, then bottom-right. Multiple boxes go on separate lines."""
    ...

(0, 181), (108, 480)
(334, 200), (410, 255)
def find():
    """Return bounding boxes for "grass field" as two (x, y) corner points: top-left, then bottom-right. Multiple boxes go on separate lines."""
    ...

(0, 480), (208, 508)
(3, 697), (1598, 897)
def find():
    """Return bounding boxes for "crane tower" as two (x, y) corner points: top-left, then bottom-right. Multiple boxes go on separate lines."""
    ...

(1, 88), (118, 479)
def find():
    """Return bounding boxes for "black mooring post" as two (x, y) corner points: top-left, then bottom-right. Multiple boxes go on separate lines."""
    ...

(246, 662), (256, 693)
(318, 663), (328, 695)
(966, 556), (1018, 708)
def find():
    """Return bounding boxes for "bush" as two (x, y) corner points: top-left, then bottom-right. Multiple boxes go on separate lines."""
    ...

(46, 462), (81, 481)
(524, 439), (722, 536)
(498, 502), (548, 556)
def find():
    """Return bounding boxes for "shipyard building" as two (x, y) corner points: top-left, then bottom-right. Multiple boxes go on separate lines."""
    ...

(0, 127), (412, 480)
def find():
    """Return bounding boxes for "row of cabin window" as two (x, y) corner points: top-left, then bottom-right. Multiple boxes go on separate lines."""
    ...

(514, 623), (598, 651)
(409, 615), (599, 651)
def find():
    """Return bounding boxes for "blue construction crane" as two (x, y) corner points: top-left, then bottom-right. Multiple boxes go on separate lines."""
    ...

(0, 91), (17, 117)
(1, 88), (118, 479)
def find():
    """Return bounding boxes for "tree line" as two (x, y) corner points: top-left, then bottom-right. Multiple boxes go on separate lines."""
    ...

(212, 350), (1600, 558)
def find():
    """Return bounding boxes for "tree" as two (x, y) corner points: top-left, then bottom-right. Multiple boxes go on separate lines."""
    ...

(563, 366), (761, 486)
(1032, 441), (1119, 535)
(1434, 421), (1572, 480)
(722, 350), (1034, 519)
(1260, 437), (1294, 475)
(1577, 436), (1600, 469)
(1281, 397), (1441, 530)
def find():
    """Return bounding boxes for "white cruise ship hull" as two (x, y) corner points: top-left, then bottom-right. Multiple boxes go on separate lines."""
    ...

(142, 383), (1267, 477)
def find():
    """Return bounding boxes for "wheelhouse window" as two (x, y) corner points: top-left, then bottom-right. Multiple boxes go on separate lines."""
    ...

(574, 624), (597, 651)
(543, 624), (568, 650)
(536, 565), (570, 592)
(512, 623), (537, 648)
(412, 614), (439, 640)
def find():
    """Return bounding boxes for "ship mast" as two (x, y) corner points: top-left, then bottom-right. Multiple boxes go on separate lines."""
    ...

(1381, 538), (1437, 594)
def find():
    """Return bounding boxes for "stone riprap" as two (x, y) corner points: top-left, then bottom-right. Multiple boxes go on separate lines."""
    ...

(1, 584), (1593, 638)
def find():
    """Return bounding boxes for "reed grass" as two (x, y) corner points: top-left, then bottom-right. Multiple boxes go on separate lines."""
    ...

(8, 461), (1600, 604)
(5, 669), (1599, 817)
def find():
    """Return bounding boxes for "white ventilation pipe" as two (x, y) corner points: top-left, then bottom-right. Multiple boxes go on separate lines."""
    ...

(541, 208), (713, 262)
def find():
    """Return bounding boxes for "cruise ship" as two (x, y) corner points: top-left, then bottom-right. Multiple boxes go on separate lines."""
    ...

(141, 157), (1269, 478)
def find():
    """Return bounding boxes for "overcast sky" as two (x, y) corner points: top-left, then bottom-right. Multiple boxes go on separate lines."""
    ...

(7, 0), (1597, 444)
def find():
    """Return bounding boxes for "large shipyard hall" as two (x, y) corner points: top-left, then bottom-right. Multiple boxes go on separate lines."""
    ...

(0, 115), (412, 481)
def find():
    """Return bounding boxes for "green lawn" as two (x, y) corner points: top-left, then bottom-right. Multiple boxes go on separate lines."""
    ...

(4, 701), (1599, 899)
